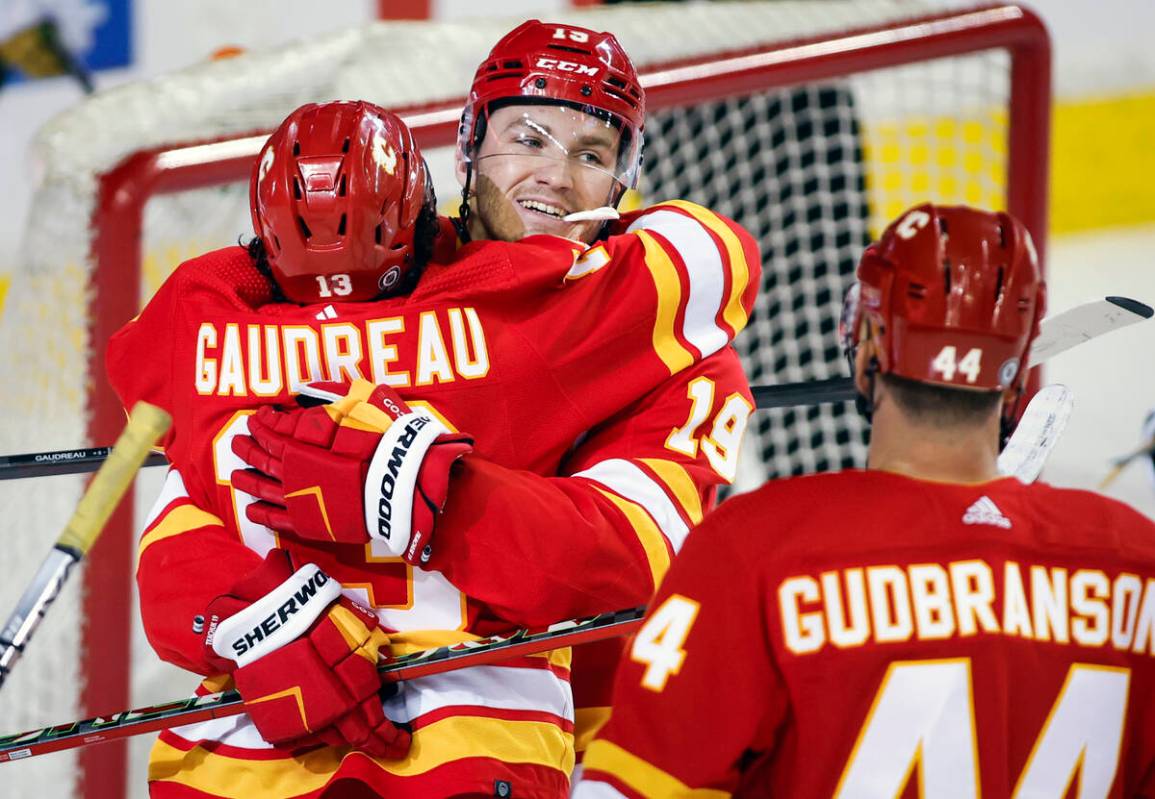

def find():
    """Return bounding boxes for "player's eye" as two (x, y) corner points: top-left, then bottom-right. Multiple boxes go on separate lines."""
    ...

(578, 150), (609, 167)
(514, 135), (544, 150)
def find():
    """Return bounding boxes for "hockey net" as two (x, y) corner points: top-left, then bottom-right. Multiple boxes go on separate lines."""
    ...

(0, 2), (1049, 797)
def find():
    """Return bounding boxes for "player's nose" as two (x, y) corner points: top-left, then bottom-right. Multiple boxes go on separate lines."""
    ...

(531, 156), (575, 190)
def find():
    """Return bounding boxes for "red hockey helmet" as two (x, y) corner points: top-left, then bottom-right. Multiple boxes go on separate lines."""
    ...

(846, 203), (1045, 394)
(251, 101), (433, 304)
(459, 19), (645, 191)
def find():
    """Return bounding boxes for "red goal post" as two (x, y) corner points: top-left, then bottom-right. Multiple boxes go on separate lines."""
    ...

(0, 3), (1049, 797)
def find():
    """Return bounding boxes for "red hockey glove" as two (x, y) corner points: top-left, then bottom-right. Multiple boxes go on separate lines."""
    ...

(231, 380), (473, 564)
(203, 549), (409, 758)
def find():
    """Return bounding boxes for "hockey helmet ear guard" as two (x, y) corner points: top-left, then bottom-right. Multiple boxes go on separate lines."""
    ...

(848, 203), (1046, 430)
(251, 101), (436, 304)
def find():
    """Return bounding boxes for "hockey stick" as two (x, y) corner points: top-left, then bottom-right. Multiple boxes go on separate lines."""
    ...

(1099, 435), (1155, 490)
(0, 447), (168, 480)
(0, 296), (1147, 482)
(996, 384), (1074, 483)
(0, 402), (172, 690)
(752, 295), (1152, 410)
(0, 605), (645, 762)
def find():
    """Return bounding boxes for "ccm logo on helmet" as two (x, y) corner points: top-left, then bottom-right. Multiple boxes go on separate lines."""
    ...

(226, 569), (333, 658)
(535, 57), (599, 76)
(376, 416), (432, 540)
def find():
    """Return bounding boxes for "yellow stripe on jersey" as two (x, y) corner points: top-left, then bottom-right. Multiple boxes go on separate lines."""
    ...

(636, 230), (694, 375)
(639, 458), (704, 525)
(326, 604), (388, 665)
(663, 200), (753, 337)
(574, 706), (611, 754)
(244, 685), (309, 731)
(584, 739), (732, 799)
(137, 504), (224, 561)
(149, 715), (574, 794)
(593, 486), (671, 588)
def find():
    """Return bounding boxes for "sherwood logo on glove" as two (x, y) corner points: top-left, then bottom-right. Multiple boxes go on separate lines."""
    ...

(210, 564), (343, 667)
(376, 415), (432, 541)
(365, 412), (447, 558)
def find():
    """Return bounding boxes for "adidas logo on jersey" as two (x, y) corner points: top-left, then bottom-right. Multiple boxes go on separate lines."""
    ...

(962, 496), (1011, 529)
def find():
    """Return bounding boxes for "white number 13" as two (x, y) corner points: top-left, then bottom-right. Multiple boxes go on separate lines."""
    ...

(315, 273), (353, 297)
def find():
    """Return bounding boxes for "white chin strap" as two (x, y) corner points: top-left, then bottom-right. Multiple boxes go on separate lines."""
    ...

(562, 206), (620, 223)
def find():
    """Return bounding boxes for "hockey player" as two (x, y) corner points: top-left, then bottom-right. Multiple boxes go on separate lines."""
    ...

(233, 18), (762, 774)
(575, 204), (1155, 797)
(110, 91), (759, 799)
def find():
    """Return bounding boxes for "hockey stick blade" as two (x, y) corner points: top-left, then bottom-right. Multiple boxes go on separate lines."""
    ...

(996, 384), (1074, 483)
(0, 403), (171, 689)
(0, 606), (644, 762)
(752, 296), (1152, 410)
(1028, 296), (1153, 364)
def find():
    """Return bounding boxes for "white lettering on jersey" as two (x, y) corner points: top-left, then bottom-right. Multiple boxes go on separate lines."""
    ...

(777, 559), (1155, 656)
(194, 307), (490, 397)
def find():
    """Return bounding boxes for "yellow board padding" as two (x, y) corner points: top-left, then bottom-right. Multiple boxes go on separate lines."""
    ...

(0, 273), (9, 321)
(1050, 89), (1155, 234)
(859, 89), (1155, 238)
(861, 109), (1008, 239)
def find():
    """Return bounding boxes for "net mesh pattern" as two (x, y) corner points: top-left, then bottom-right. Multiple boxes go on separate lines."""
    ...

(0, 4), (1018, 796)
(644, 84), (873, 480)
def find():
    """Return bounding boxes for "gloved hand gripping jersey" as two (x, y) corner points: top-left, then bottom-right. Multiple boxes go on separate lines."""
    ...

(232, 380), (474, 564)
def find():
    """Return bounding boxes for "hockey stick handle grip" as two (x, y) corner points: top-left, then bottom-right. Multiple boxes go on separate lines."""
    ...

(56, 402), (171, 555)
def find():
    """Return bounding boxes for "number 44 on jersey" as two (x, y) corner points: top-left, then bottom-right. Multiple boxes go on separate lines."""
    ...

(632, 596), (1130, 797)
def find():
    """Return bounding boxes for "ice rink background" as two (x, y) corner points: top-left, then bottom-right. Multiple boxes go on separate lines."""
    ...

(1040, 225), (1155, 520)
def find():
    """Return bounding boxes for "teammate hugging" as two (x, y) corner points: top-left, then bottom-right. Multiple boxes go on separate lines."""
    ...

(108, 18), (761, 799)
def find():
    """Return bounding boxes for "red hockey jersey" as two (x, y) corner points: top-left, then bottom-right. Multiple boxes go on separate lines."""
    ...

(107, 200), (760, 799)
(578, 470), (1155, 798)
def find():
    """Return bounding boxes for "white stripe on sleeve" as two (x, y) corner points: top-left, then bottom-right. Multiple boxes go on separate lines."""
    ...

(142, 468), (190, 530)
(627, 209), (728, 358)
(574, 459), (691, 552)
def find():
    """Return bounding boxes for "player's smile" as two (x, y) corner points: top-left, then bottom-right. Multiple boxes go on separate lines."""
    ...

(517, 198), (568, 219)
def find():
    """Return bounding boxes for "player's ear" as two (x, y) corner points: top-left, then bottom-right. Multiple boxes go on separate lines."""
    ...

(454, 147), (468, 188)
(853, 336), (877, 398)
